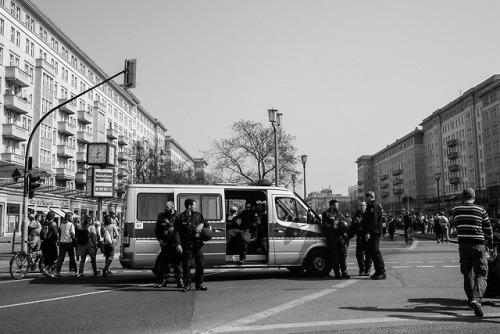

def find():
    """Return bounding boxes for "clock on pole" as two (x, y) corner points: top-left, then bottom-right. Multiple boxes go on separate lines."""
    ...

(87, 143), (116, 168)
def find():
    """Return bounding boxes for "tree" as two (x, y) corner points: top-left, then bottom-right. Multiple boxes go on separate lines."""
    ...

(206, 119), (299, 185)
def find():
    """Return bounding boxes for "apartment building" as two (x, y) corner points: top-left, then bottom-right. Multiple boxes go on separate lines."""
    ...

(357, 75), (500, 217)
(0, 0), (183, 235)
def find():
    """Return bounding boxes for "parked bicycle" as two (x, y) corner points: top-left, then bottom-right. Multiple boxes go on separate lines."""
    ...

(9, 249), (53, 279)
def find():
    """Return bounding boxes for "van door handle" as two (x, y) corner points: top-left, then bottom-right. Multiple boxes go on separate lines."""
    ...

(274, 228), (285, 233)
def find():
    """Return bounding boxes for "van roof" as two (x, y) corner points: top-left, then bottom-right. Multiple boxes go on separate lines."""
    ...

(127, 184), (290, 191)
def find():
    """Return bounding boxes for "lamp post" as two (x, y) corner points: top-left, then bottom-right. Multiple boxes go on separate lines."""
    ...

(268, 109), (282, 187)
(301, 154), (308, 199)
(435, 176), (441, 213)
(292, 174), (296, 193)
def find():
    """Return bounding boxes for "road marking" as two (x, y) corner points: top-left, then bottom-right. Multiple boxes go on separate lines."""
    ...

(406, 261), (423, 263)
(203, 280), (358, 333)
(392, 266), (411, 268)
(416, 266), (435, 268)
(0, 283), (153, 309)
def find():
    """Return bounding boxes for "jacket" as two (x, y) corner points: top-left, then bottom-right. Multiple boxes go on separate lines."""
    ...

(174, 210), (209, 248)
(362, 201), (383, 235)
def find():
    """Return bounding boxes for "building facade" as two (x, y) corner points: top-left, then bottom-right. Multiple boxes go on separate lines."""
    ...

(356, 75), (500, 217)
(0, 0), (198, 235)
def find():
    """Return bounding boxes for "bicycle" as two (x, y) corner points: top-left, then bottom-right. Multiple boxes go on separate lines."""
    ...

(9, 249), (53, 279)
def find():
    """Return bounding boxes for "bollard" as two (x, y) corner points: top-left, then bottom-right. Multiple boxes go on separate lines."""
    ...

(11, 229), (16, 254)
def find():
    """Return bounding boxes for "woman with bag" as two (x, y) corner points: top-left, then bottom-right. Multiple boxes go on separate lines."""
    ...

(100, 215), (119, 277)
(52, 212), (77, 278)
(76, 215), (100, 277)
(41, 211), (58, 274)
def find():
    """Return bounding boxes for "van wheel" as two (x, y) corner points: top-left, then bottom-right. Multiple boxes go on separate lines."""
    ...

(286, 266), (304, 275)
(305, 249), (331, 277)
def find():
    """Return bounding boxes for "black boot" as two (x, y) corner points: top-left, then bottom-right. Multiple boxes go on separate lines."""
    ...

(155, 278), (167, 288)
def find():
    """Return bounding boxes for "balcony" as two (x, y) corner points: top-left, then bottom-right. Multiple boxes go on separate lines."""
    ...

(448, 164), (460, 172)
(75, 172), (87, 185)
(2, 124), (28, 141)
(76, 152), (87, 163)
(381, 191), (389, 197)
(106, 128), (118, 139)
(57, 121), (76, 136)
(380, 183), (389, 189)
(449, 177), (462, 184)
(77, 110), (93, 124)
(118, 151), (129, 161)
(55, 168), (75, 181)
(5, 66), (31, 87)
(379, 174), (389, 180)
(1, 152), (24, 165)
(392, 178), (403, 185)
(118, 135), (129, 146)
(393, 188), (403, 194)
(392, 169), (403, 175)
(447, 151), (458, 159)
(446, 139), (458, 147)
(77, 131), (92, 143)
(35, 58), (56, 76)
(118, 168), (129, 178)
(57, 145), (76, 158)
(4, 93), (30, 115)
(58, 99), (76, 115)
(93, 100), (106, 112)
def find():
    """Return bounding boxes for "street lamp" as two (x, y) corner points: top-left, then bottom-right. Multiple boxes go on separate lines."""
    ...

(268, 108), (282, 187)
(436, 176), (441, 213)
(292, 174), (296, 193)
(301, 154), (308, 199)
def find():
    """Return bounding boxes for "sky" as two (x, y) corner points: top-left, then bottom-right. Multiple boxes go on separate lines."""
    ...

(34, 0), (500, 196)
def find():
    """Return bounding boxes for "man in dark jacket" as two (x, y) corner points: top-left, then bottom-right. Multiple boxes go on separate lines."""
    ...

(351, 201), (372, 276)
(362, 191), (386, 280)
(174, 198), (209, 292)
(154, 201), (182, 288)
(322, 200), (350, 279)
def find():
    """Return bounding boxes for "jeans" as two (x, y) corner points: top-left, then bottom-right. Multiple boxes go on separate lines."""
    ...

(366, 234), (385, 275)
(355, 236), (372, 273)
(331, 238), (348, 274)
(440, 225), (449, 243)
(459, 243), (488, 303)
(159, 244), (182, 283)
(181, 245), (205, 287)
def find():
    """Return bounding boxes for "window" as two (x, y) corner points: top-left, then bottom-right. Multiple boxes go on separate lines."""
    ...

(177, 194), (222, 221)
(275, 197), (308, 224)
(137, 193), (174, 221)
(0, 18), (4, 35)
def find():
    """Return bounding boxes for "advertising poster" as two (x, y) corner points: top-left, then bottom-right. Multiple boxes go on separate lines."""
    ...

(93, 168), (115, 198)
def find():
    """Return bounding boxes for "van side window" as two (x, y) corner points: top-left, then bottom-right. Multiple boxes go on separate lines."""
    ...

(177, 194), (222, 220)
(275, 197), (308, 224)
(137, 193), (174, 220)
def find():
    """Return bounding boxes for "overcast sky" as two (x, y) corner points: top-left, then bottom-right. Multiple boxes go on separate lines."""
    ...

(35, 0), (500, 196)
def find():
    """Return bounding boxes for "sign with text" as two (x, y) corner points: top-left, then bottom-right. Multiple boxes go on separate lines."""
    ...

(92, 167), (115, 198)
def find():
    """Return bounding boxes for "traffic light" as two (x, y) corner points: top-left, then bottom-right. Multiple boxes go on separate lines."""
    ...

(27, 174), (41, 199)
(124, 59), (136, 88)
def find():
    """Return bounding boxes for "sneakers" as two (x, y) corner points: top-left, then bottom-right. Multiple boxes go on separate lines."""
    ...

(51, 273), (62, 278)
(93, 270), (101, 277)
(102, 269), (108, 277)
(470, 301), (483, 317)
(155, 279), (168, 289)
(341, 271), (350, 279)
(370, 272), (387, 280)
(76, 273), (86, 278)
(182, 285), (192, 292)
(196, 284), (208, 291)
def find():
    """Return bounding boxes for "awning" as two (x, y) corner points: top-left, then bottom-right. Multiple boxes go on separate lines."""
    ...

(50, 208), (67, 218)
(34, 207), (50, 213)
(62, 209), (79, 218)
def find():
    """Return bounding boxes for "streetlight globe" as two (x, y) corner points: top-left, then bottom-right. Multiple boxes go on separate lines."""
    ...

(268, 108), (278, 123)
(301, 154), (308, 165)
(277, 113), (283, 126)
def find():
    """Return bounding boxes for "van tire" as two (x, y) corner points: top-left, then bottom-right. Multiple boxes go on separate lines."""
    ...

(304, 249), (331, 277)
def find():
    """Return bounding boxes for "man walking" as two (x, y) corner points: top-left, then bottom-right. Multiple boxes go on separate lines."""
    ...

(322, 200), (350, 279)
(362, 191), (386, 280)
(451, 188), (493, 317)
(174, 199), (209, 292)
(155, 201), (182, 288)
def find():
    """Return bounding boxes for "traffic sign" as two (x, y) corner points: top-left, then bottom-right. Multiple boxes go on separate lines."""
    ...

(12, 168), (21, 182)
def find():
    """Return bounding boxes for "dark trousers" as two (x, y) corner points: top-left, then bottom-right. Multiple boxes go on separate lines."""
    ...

(331, 238), (348, 274)
(355, 236), (372, 273)
(181, 245), (205, 287)
(55, 242), (77, 274)
(366, 234), (385, 275)
(159, 245), (182, 283)
(227, 229), (251, 260)
(459, 244), (488, 303)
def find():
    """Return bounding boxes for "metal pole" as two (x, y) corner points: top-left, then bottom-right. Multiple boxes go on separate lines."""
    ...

(436, 177), (440, 212)
(303, 163), (307, 199)
(273, 123), (278, 187)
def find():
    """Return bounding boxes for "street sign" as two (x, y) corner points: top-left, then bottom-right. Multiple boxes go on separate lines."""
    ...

(12, 168), (21, 182)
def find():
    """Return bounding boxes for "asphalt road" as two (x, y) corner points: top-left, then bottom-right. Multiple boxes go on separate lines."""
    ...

(0, 235), (499, 334)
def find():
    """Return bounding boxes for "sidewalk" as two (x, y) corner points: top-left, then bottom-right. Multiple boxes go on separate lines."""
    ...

(394, 230), (458, 244)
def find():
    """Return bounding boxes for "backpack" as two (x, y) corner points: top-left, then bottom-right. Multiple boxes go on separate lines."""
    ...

(101, 226), (113, 246)
(76, 227), (90, 245)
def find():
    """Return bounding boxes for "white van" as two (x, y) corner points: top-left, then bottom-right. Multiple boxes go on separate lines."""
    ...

(119, 184), (332, 276)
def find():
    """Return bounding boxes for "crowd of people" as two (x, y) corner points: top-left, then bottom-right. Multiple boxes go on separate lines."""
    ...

(26, 210), (120, 278)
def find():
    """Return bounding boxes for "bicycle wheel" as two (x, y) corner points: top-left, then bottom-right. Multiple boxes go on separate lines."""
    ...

(38, 255), (52, 277)
(10, 253), (30, 279)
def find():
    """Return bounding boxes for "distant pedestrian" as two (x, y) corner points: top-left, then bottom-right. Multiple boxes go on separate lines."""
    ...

(100, 214), (119, 277)
(362, 191), (386, 280)
(387, 215), (396, 241)
(53, 212), (77, 278)
(322, 200), (350, 279)
(40, 211), (58, 274)
(403, 211), (412, 244)
(439, 212), (449, 243)
(433, 213), (441, 243)
(451, 188), (493, 317)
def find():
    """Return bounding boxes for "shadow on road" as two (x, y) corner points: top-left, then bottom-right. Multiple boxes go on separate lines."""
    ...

(341, 297), (500, 324)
